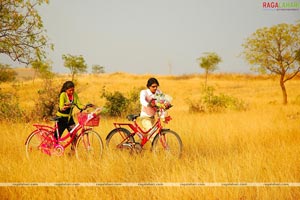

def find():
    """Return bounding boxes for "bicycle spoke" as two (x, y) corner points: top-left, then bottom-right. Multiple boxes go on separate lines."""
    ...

(75, 130), (103, 160)
(106, 128), (135, 153)
(25, 130), (53, 159)
(151, 130), (182, 158)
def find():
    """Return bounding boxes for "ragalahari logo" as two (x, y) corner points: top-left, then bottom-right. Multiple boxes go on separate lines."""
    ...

(262, 0), (300, 10)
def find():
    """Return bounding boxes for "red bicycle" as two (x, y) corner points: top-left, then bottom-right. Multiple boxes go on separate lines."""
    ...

(105, 107), (183, 158)
(25, 105), (103, 160)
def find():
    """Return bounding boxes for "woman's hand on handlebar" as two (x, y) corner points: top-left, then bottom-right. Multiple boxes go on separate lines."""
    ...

(62, 102), (72, 110)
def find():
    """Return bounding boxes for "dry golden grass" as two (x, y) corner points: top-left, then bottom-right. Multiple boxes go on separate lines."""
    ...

(1, 73), (300, 199)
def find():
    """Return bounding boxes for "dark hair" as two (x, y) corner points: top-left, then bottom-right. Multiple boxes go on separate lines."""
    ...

(146, 77), (159, 88)
(60, 81), (75, 94)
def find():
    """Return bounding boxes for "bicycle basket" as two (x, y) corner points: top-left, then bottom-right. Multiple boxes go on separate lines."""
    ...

(77, 112), (100, 126)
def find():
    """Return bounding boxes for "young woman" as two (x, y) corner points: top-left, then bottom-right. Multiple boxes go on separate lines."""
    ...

(139, 77), (162, 131)
(56, 81), (86, 139)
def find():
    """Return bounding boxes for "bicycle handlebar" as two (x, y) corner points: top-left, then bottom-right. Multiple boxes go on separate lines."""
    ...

(86, 103), (94, 108)
(81, 105), (102, 116)
(77, 103), (96, 112)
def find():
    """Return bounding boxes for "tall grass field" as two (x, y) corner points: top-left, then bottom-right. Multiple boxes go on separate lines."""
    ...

(0, 72), (299, 199)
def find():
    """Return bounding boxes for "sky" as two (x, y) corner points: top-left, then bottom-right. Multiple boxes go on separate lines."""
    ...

(1, 0), (300, 75)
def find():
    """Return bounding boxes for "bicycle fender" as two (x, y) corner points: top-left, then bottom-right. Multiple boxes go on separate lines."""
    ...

(24, 130), (39, 145)
(152, 134), (159, 147)
(33, 124), (54, 132)
(105, 127), (131, 141)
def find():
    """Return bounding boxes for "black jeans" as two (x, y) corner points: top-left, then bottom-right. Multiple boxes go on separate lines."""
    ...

(56, 116), (75, 139)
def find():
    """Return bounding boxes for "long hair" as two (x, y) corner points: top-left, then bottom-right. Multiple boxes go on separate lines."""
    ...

(60, 81), (75, 94)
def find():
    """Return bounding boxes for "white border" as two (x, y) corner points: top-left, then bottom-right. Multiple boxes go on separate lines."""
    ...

(0, 182), (299, 187)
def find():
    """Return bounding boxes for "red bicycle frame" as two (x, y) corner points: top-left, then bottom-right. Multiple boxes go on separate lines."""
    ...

(25, 106), (102, 156)
(113, 115), (172, 147)
(29, 122), (91, 156)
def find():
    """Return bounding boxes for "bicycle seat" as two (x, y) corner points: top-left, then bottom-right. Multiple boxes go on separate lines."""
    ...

(50, 116), (61, 122)
(127, 114), (140, 121)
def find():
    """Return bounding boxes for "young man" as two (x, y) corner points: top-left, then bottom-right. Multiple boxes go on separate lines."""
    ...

(139, 77), (162, 132)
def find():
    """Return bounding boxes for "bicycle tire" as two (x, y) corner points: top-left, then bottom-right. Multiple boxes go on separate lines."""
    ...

(106, 128), (134, 152)
(151, 129), (183, 158)
(25, 129), (53, 159)
(75, 130), (103, 160)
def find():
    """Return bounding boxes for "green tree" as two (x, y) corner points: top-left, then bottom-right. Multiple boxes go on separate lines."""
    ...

(242, 23), (300, 104)
(0, 0), (52, 64)
(0, 63), (17, 83)
(92, 64), (105, 74)
(62, 54), (87, 81)
(197, 52), (222, 87)
(31, 60), (54, 80)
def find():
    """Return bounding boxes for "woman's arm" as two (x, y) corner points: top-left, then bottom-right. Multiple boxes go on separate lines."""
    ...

(59, 93), (67, 111)
(73, 93), (86, 110)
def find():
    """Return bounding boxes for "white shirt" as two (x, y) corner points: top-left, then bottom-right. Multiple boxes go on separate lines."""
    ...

(140, 88), (162, 117)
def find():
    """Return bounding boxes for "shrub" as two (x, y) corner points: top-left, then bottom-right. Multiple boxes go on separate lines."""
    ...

(126, 86), (143, 115)
(31, 79), (60, 120)
(0, 90), (24, 121)
(0, 64), (17, 83)
(102, 90), (128, 117)
(188, 86), (247, 113)
(101, 87), (142, 117)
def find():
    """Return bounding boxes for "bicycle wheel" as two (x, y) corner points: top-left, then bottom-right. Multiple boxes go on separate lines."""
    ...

(106, 128), (134, 152)
(25, 130), (52, 159)
(151, 129), (183, 158)
(75, 130), (103, 160)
